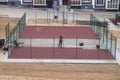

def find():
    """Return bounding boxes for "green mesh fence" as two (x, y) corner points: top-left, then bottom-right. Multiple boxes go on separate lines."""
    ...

(30, 10), (90, 26)
(5, 23), (10, 43)
(5, 13), (26, 56)
(90, 13), (117, 59)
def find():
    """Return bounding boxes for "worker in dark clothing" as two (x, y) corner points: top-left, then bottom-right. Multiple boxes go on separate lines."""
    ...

(58, 35), (63, 47)
(14, 40), (19, 47)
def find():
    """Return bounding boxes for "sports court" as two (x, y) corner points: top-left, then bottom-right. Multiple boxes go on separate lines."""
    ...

(20, 26), (98, 39)
(9, 47), (113, 59)
(9, 26), (114, 59)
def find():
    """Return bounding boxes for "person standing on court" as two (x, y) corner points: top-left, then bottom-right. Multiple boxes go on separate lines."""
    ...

(58, 35), (63, 47)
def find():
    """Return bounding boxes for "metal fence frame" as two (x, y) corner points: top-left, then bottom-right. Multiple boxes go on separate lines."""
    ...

(27, 10), (91, 26)
(11, 37), (113, 59)
(90, 13), (117, 59)
(5, 12), (117, 59)
(5, 13), (26, 57)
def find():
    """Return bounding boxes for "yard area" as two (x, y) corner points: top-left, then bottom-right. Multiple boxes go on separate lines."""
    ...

(109, 29), (120, 52)
(0, 63), (120, 80)
(0, 17), (20, 38)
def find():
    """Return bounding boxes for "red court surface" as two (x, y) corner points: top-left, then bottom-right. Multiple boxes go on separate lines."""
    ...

(9, 47), (114, 59)
(10, 26), (114, 59)
(20, 26), (98, 39)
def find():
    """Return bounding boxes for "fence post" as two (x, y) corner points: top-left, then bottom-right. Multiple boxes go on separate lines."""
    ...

(24, 12), (26, 28)
(94, 17), (96, 33)
(16, 26), (19, 41)
(66, 11), (68, 24)
(73, 12), (74, 23)
(12, 29), (15, 44)
(53, 11), (55, 22)
(106, 27), (108, 49)
(5, 25), (7, 42)
(95, 18), (97, 34)
(91, 13), (93, 26)
(98, 37), (100, 59)
(7, 24), (10, 57)
(57, 11), (58, 23)
(77, 12), (78, 22)
(34, 11), (36, 26)
(99, 25), (102, 42)
(90, 13), (91, 26)
(53, 37), (55, 58)
(49, 12), (50, 27)
(19, 21), (21, 38)
(17, 21), (20, 38)
(103, 20), (107, 44)
(93, 16), (95, 31)
(8, 23), (10, 43)
(30, 36), (32, 58)
(90, 14), (92, 26)
(98, 23), (100, 37)
(103, 27), (105, 43)
(11, 32), (13, 50)
(114, 37), (117, 59)
(5, 23), (9, 43)
(110, 33), (113, 54)
(47, 10), (49, 23)
(63, 11), (64, 26)
(76, 37), (77, 59)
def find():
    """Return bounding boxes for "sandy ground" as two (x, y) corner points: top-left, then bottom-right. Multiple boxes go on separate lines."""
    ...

(0, 63), (119, 80)
(109, 29), (120, 52)
(27, 19), (90, 26)
(27, 19), (76, 26)
(0, 18), (20, 38)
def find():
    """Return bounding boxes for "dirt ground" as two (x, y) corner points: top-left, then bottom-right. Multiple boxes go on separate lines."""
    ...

(0, 63), (119, 80)
(0, 17), (20, 38)
(109, 29), (120, 52)
(27, 19), (77, 26)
